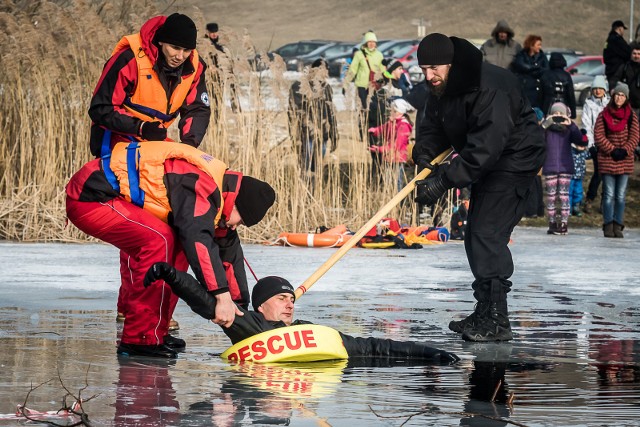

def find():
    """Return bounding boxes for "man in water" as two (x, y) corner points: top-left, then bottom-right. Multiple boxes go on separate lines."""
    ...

(144, 263), (460, 363)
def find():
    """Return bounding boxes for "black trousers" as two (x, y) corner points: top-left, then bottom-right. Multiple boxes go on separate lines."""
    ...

(586, 156), (601, 201)
(465, 173), (534, 303)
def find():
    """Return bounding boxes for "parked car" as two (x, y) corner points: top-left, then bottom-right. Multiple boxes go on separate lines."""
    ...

(392, 44), (419, 64)
(378, 39), (419, 58)
(565, 55), (604, 75)
(258, 40), (336, 70)
(290, 42), (356, 71)
(571, 63), (605, 106)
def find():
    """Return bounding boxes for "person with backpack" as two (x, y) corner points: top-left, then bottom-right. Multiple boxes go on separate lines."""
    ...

(541, 52), (577, 118)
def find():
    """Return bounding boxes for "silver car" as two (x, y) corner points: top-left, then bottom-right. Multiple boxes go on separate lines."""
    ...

(571, 63), (605, 106)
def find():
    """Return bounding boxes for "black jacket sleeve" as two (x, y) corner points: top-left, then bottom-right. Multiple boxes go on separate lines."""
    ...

(178, 57), (212, 147)
(164, 160), (230, 295)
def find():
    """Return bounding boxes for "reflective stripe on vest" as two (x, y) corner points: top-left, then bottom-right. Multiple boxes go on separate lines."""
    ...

(111, 34), (199, 127)
(126, 141), (145, 207)
(109, 141), (228, 223)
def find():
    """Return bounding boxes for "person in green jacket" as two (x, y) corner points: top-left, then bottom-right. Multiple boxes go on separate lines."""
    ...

(345, 31), (385, 110)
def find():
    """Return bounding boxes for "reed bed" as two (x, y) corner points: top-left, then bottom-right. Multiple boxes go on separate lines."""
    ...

(0, 1), (448, 244)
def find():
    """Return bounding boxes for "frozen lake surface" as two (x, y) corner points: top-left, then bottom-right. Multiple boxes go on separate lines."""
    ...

(0, 226), (639, 426)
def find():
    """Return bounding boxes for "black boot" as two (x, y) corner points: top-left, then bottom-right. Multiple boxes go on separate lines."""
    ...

(164, 334), (186, 350)
(546, 222), (557, 235)
(448, 302), (490, 333)
(117, 343), (178, 358)
(461, 301), (513, 342)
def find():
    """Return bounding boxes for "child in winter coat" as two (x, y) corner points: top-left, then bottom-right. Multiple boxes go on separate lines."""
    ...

(541, 102), (583, 235)
(368, 98), (414, 191)
(570, 129), (590, 216)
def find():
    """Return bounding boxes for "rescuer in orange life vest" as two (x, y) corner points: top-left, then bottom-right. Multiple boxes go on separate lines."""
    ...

(144, 265), (460, 363)
(89, 13), (212, 334)
(66, 141), (276, 358)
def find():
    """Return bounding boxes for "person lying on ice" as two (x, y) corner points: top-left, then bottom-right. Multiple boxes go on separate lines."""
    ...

(66, 141), (276, 359)
(144, 264), (460, 363)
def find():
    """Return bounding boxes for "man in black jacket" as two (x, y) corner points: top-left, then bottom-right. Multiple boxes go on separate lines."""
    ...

(611, 42), (640, 116)
(604, 20), (632, 90)
(411, 33), (546, 342)
(144, 263), (459, 363)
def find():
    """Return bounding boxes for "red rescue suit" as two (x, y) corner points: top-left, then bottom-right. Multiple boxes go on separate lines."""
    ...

(66, 142), (249, 346)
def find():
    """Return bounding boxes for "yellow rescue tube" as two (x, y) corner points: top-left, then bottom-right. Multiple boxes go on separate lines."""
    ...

(221, 324), (348, 363)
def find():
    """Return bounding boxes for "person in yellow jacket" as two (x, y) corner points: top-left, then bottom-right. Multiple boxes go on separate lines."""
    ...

(344, 31), (386, 110)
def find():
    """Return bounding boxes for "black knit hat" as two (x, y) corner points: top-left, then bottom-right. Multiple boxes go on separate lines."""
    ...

(155, 13), (197, 49)
(417, 33), (455, 66)
(235, 176), (276, 227)
(206, 22), (219, 32)
(386, 60), (403, 73)
(251, 276), (295, 311)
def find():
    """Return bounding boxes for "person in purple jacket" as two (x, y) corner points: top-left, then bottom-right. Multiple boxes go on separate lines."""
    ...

(541, 102), (583, 235)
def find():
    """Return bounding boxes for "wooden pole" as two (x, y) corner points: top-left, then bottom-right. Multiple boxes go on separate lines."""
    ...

(294, 149), (452, 299)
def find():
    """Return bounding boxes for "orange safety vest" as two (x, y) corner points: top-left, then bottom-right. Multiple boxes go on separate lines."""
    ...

(108, 141), (227, 223)
(112, 34), (200, 127)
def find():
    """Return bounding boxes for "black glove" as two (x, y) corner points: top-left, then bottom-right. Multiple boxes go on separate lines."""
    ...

(144, 262), (176, 288)
(611, 148), (628, 161)
(412, 154), (434, 171)
(139, 121), (167, 141)
(588, 145), (597, 158)
(414, 166), (453, 206)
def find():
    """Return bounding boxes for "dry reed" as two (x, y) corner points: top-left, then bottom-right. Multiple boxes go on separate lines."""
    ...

(0, 1), (450, 244)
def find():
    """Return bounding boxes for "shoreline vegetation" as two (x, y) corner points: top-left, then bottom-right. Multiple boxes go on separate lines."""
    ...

(0, 1), (430, 244)
(1, 2), (638, 244)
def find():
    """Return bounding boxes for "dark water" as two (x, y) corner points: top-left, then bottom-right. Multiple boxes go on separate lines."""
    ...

(1, 226), (639, 426)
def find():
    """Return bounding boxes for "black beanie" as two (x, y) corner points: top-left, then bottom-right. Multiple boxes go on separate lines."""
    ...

(417, 33), (455, 66)
(386, 60), (403, 74)
(235, 176), (276, 227)
(155, 13), (197, 49)
(206, 22), (219, 33)
(251, 276), (295, 311)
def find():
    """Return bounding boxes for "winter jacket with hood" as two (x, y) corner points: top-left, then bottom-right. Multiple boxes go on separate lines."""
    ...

(346, 47), (385, 89)
(412, 37), (546, 188)
(89, 15), (211, 157)
(480, 20), (522, 69)
(540, 53), (577, 118)
(542, 120), (581, 175)
(582, 86), (610, 149)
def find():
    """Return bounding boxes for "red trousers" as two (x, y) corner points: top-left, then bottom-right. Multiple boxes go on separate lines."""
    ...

(66, 196), (188, 345)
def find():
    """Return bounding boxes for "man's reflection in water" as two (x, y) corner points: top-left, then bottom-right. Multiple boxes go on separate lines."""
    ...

(114, 357), (180, 426)
(460, 360), (510, 426)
